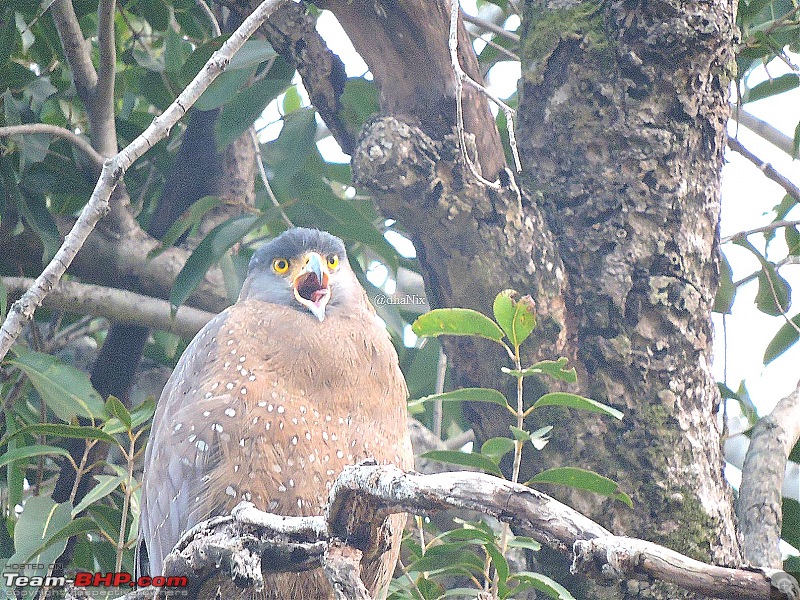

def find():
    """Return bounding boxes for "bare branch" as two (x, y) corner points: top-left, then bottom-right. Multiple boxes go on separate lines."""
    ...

(462, 12), (520, 42)
(128, 466), (796, 600)
(95, 0), (118, 157)
(0, 124), (104, 170)
(738, 381), (800, 568)
(721, 218), (800, 244)
(51, 0), (98, 105)
(728, 137), (800, 204)
(0, 0), (291, 363)
(2, 277), (214, 338)
(730, 106), (796, 157)
(573, 536), (796, 599)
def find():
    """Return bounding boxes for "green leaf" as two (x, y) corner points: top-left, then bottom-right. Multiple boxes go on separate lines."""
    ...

(502, 357), (577, 383)
(0, 445), (71, 469)
(216, 58), (295, 148)
(528, 467), (633, 507)
(105, 395), (131, 430)
(8, 349), (106, 421)
(532, 392), (623, 420)
(0, 277), (6, 321)
(755, 263), (791, 316)
(72, 475), (126, 517)
(164, 26), (191, 73)
(8, 497), (72, 568)
(746, 73), (800, 103)
(169, 214), (260, 308)
(782, 497), (800, 552)
(713, 252), (736, 314)
(421, 450), (503, 476)
(412, 309), (506, 343)
(407, 544), (486, 576)
(148, 195), (223, 257)
(29, 517), (99, 562)
(480, 437), (516, 464)
(340, 77), (379, 135)
(510, 572), (576, 600)
(509, 426), (530, 441)
(763, 313), (800, 364)
(193, 67), (253, 111)
(409, 387), (508, 411)
(228, 39), (278, 71)
(492, 289), (536, 347)
(263, 106), (319, 181)
(130, 397), (157, 429)
(1, 423), (119, 448)
(485, 542), (510, 584)
(506, 536), (541, 551)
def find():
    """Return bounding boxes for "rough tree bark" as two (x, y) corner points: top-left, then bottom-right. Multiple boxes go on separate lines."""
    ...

(270, 1), (742, 598)
(516, 0), (741, 597)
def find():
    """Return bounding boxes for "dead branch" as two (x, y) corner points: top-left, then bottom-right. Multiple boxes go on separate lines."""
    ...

(0, 124), (104, 170)
(96, 465), (796, 600)
(728, 137), (800, 204)
(573, 536), (797, 599)
(0, 0), (291, 363)
(738, 381), (800, 568)
(2, 277), (214, 338)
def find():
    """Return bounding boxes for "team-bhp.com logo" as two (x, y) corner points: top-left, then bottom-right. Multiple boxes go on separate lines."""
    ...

(4, 572), (188, 589)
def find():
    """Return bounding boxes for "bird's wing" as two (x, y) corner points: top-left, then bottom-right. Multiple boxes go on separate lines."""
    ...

(139, 310), (231, 575)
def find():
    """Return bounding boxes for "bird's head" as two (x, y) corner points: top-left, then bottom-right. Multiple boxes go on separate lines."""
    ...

(240, 228), (358, 321)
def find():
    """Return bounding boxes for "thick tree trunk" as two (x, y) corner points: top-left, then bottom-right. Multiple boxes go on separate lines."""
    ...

(233, 1), (742, 596)
(516, 0), (741, 596)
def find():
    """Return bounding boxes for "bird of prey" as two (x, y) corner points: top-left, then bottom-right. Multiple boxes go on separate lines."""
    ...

(139, 227), (414, 598)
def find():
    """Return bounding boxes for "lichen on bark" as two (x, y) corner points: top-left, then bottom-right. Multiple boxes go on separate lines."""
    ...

(517, 0), (741, 596)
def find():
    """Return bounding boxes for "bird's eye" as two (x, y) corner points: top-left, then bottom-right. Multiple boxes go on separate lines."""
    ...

(327, 255), (339, 269)
(273, 258), (290, 274)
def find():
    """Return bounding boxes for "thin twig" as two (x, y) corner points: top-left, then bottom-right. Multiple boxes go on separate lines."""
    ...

(448, 0), (521, 186)
(0, 0), (290, 363)
(721, 218), (800, 244)
(727, 137), (800, 203)
(462, 12), (520, 42)
(433, 348), (447, 439)
(249, 127), (293, 227)
(196, 0), (221, 37)
(0, 124), (104, 169)
(466, 28), (520, 62)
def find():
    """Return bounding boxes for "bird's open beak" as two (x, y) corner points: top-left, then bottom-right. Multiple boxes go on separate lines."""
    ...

(292, 252), (331, 321)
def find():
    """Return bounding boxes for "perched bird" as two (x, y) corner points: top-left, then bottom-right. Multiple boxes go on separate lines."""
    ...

(139, 228), (414, 598)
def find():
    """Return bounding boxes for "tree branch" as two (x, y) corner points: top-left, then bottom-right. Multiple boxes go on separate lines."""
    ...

(572, 536), (797, 599)
(0, 0), (291, 363)
(0, 124), (104, 171)
(728, 136), (800, 204)
(51, 0), (98, 106)
(94, 0), (119, 157)
(738, 381), (800, 568)
(111, 465), (796, 600)
(322, 542), (371, 600)
(2, 277), (214, 338)
(730, 105), (798, 158)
